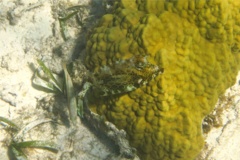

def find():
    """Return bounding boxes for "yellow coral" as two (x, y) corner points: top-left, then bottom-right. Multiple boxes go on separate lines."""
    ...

(84, 0), (240, 159)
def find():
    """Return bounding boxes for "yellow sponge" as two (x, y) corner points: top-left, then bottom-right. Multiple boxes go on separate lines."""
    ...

(84, 0), (240, 159)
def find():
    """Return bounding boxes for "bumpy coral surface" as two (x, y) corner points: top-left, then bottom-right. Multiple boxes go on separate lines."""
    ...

(84, 0), (240, 159)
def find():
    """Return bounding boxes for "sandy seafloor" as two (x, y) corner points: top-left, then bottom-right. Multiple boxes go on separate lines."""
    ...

(0, 0), (240, 160)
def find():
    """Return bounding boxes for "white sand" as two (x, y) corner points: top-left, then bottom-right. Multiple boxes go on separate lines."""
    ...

(0, 0), (116, 160)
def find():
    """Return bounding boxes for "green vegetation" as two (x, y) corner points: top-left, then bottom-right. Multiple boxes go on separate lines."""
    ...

(0, 117), (58, 160)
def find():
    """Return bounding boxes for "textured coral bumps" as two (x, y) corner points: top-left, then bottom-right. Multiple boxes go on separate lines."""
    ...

(84, 0), (240, 159)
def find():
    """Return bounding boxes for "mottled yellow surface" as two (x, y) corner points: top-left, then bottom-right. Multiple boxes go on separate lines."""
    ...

(84, 0), (240, 159)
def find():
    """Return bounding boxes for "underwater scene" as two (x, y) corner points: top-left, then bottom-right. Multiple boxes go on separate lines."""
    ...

(1, 0), (240, 160)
